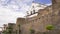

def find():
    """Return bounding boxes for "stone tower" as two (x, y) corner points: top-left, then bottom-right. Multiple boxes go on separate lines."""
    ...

(16, 18), (26, 34)
(52, 0), (60, 34)
(52, 0), (60, 11)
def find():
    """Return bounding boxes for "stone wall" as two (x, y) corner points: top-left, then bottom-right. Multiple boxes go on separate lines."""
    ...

(15, 0), (60, 34)
(16, 6), (52, 34)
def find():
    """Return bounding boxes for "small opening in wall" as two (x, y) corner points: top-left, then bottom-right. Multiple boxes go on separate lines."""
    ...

(58, 11), (60, 16)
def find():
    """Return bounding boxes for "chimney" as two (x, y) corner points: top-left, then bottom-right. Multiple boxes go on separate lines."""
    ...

(33, 10), (35, 14)
(32, 5), (35, 14)
(30, 11), (33, 15)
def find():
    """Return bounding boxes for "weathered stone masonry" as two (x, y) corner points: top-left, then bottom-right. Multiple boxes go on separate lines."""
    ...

(15, 0), (60, 34)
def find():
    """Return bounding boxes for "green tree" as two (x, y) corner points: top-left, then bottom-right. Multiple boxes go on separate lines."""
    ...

(2, 30), (8, 34)
(6, 26), (13, 34)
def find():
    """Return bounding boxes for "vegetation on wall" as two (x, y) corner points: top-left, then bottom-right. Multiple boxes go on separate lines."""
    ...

(46, 25), (55, 30)
(29, 28), (35, 34)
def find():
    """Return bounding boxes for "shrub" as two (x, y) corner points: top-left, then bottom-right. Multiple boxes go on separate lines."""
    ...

(46, 25), (54, 30)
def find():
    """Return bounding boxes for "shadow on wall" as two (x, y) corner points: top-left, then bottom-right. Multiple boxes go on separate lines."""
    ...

(36, 29), (60, 34)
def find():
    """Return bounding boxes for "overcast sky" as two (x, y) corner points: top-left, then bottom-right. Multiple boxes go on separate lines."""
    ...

(0, 0), (51, 27)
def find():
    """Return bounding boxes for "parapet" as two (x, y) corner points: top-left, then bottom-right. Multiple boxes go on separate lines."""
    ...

(16, 18), (26, 25)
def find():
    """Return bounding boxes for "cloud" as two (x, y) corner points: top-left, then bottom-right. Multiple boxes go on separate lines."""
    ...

(0, 6), (25, 26)
(0, 0), (51, 27)
(0, 0), (34, 27)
